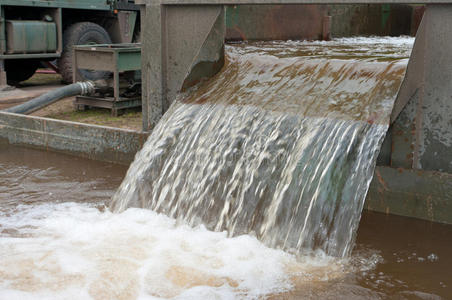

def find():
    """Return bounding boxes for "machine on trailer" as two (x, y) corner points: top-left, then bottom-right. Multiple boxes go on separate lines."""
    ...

(0, 0), (140, 90)
(73, 43), (142, 116)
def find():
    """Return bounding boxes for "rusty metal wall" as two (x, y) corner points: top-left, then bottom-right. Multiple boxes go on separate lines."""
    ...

(329, 4), (414, 37)
(224, 4), (420, 41)
(225, 5), (330, 41)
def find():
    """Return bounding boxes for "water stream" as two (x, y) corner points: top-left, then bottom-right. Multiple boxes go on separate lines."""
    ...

(3, 38), (448, 300)
(111, 38), (409, 258)
(1, 127), (451, 299)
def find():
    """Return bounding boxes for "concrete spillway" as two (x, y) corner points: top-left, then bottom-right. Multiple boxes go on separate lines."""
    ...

(1, 38), (451, 299)
(111, 39), (410, 257)
(136, 2), (452, 224)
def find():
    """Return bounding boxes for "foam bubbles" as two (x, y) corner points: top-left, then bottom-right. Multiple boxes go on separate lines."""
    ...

(0, 202), (355, 299)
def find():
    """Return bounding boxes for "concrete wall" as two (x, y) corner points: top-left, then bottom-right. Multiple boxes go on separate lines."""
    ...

(225, 4), (419, 41)
(0, 112), (148, 165)
(389, 5), (452, 174)
(140, 4), (225, 131)
(368, 6), (452, 223)
(366, 166), (452, 224)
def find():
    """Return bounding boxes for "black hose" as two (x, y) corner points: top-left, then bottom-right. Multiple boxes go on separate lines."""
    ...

(3, 81), (96, 115)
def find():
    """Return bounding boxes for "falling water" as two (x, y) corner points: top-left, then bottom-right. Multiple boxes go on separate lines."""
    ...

(111, 39), (409, 257)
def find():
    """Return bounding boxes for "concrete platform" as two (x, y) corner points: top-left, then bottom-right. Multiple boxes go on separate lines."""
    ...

(0, 111), (148, 165)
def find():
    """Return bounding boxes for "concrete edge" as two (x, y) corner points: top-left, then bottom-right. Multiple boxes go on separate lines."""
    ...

(366, 166), (452, 224)
(0, 111), (149, 165)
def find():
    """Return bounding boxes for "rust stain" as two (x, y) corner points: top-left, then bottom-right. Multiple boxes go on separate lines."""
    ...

(375, 169), (389, 191)
(426, 195), (434, 221)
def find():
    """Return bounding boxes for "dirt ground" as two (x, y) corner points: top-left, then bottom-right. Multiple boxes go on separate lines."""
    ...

(3, 72), (143, 131)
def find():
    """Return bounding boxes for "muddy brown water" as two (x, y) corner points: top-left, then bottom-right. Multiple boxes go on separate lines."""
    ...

(1, 37), (451, 299)
(110, 39), (411, 260)
(1, 143), (451, 299)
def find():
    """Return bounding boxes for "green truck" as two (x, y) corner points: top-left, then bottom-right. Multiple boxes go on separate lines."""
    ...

(0, 0), (140, 88)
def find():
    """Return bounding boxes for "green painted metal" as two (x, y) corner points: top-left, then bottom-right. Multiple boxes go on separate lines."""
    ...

(117, 51), (141, 71)
(127, 11), (138, 42)
(0, 0), (111, 10)
(225, 6), (240, 28)
(381, 4), (391, 28)
(73, 43), (141, 72)
(0, 0), (137, 10)
(0, 0), (139, 62)
(6, 21), (57, 54)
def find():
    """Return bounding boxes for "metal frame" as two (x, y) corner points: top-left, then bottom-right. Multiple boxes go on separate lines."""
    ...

(72, 43), (142, 116)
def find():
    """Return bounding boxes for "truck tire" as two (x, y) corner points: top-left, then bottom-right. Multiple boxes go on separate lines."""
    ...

(58, 22), (112, 83)
(5, 59), (40, 84)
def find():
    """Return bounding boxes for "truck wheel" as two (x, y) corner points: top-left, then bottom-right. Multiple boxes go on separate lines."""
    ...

(5, 59), (40, 84)
(58, 22), (112, 83)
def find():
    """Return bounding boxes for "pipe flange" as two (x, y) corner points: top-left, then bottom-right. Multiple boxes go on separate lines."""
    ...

(78, 81), (96, 96)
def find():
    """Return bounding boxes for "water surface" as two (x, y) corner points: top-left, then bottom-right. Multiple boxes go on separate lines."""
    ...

(112, 37), (411, 257)
(0, 144), (450, 299)
(2, 37), (450, 299)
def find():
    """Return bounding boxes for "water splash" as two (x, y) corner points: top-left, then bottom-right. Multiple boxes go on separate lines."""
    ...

(111, 42), (408, 257)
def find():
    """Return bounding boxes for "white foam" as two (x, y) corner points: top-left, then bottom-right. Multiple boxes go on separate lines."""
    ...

(319, 36), (415, 46)
(0, 202), (357, 299)
(230, 36), (415, 61)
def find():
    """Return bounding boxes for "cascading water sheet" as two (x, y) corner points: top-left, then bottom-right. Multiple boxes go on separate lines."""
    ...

(6, 38), (451, 300)
(112, 38), (411, 257)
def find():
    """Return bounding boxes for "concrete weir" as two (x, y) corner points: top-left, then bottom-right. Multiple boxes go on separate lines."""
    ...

(136, 0), (452, 223)
(0, 1), (451, 223)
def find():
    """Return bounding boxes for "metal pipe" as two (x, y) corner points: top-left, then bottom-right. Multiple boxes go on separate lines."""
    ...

(3, 81), (96, 115)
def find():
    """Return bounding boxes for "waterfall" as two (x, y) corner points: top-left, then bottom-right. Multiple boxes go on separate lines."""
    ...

(111, 41), (408, 257)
